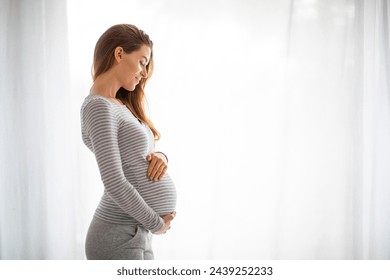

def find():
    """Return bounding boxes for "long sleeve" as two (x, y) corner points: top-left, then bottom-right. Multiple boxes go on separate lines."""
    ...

(81, 98), (164, 233)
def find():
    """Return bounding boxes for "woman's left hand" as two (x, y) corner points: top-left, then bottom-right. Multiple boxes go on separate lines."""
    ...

(146, 152), (168, 181)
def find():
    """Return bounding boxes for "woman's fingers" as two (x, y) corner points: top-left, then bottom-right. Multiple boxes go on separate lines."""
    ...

(155, 165), (167, 180)
(147, 153), (168, 181)
(147, 157), (157, 176)
(151, 161), (164, 180)
(155, 211), (176, 234)
(150, 161), (164, 180)
(163, 213), (174, 222)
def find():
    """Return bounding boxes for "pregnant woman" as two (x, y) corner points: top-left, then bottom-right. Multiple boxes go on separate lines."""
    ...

(80, 24), (177, 260)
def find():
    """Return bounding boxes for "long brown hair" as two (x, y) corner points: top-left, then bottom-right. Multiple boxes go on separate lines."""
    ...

(92, 24), (160, 140)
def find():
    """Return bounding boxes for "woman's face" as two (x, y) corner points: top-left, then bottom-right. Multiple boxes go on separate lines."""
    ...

(116, 44), (151, 91)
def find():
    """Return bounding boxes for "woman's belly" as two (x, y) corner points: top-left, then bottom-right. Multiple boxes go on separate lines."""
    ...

(124, 162), (177, 216)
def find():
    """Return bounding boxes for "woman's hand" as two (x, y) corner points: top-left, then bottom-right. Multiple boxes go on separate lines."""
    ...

(146, 152), (168, 181)
(155, 211), (176, 235)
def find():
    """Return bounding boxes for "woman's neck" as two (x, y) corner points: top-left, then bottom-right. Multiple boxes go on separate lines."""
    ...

(90, 70), (121, 98)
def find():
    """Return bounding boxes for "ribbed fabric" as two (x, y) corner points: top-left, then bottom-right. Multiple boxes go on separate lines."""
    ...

(80, 94), (176, 233)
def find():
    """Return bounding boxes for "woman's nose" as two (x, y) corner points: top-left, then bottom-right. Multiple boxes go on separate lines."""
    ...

(140, 66), (147, 78)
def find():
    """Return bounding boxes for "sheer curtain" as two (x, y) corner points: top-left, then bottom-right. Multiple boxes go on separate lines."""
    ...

(0, 0), (81, 259)
(1, 0), (389, 259)
(276, 0), (390, 259)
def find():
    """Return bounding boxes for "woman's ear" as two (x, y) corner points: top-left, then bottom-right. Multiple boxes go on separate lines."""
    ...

(114, 46), (123, 63)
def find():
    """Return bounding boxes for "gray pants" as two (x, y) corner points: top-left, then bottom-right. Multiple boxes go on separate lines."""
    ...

(85, 216), (154, 260)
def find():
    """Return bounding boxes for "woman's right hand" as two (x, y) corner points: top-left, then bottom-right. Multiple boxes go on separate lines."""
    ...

(155, 211), (176, 234)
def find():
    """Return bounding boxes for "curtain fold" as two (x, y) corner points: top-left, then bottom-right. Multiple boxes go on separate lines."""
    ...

(358, 0), (390, 259)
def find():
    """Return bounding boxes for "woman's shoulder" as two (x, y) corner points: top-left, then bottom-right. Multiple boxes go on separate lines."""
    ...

(80, 94), (115, 118)
(83, 93), (109, 105)
(82, 94), (127, 110)
(81, 94), (113, 110)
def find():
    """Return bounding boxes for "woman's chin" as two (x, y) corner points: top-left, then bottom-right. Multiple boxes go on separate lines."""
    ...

(123, 84), (137, 92)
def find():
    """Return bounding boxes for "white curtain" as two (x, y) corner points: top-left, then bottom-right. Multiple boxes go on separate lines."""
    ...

(1, 0), (389, 259)
(276, 0), (390, 259)
(0, 0), (81, 259)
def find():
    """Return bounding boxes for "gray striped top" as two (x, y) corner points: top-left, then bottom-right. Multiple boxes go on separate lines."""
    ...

(80, 94), (176, 233)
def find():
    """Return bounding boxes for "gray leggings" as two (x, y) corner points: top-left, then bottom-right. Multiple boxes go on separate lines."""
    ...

(85, 216), (154, 260)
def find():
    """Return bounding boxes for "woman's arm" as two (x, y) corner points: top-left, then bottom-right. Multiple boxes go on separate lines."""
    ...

(82, 98), (164, 233)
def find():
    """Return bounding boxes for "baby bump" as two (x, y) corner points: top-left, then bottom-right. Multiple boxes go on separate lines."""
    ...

(124, 163), (177, 216)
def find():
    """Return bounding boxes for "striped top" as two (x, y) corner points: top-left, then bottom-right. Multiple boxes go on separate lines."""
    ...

(80, 94), (176, 233)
